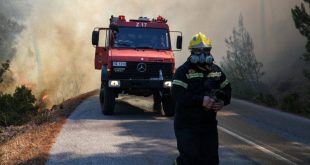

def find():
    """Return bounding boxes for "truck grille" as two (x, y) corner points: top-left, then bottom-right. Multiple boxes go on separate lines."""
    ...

(111, 62), (173, 79)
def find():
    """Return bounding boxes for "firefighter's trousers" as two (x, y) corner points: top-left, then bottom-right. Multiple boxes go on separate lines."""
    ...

(174, 126), (219, 165)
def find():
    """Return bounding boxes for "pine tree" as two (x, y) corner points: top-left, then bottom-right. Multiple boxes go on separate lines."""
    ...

(292, 0), (310, 61)
(221, 15), (264, 98)
(0, 60), (10, 84)
(292, 0), (310, 114)
(292, 0), (310, 79)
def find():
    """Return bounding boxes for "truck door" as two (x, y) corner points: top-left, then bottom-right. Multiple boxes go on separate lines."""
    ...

(92, 28), (109, 69)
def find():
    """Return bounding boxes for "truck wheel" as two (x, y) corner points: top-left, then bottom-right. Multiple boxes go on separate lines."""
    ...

(162, 95), (175, 117)
(101, 84), (116, 115)
(153, 91), (162, 113)
(99, 84), (104, 103)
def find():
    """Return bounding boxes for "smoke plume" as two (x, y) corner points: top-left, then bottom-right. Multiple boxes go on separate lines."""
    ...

(2, 0), (305, 104)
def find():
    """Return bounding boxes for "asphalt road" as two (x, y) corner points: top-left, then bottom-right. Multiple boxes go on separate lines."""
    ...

(47, 95), (310, 165)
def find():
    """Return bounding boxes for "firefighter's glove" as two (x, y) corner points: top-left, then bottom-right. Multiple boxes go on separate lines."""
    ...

(202, 96), (215, 109)
(212, 100), (224, 112)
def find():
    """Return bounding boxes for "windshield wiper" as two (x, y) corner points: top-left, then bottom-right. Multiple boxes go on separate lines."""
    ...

(114, 41), (133, 47)
(134, 46), (155, 49)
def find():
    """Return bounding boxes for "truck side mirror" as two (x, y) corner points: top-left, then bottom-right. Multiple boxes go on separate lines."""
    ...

(92, 31), (99, 46)
(176, 36), (182, 49)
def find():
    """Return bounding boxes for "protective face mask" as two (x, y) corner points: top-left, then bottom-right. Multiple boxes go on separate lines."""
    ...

(190, 53), (214, 64)
(189, 54), (200, 63)
(205, 55), (214, 64)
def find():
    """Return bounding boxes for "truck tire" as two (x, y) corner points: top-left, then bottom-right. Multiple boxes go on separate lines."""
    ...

(153, 91), (162, 113)
(161, 95), (175, 117)
(99, 84), (104, 103)
(101, 83), (116, 115)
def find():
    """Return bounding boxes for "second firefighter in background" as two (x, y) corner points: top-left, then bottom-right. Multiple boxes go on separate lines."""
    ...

(172, 32), (231, 165)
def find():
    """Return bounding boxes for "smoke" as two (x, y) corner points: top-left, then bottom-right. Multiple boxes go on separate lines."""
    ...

(169, 0), (305, 82)
(0, 1), (27, 62)
(2, 0), (305, 104)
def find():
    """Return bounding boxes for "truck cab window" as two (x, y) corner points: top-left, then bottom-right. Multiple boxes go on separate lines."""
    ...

(98, 30), (108, 47)
(113, 27), (170, 50)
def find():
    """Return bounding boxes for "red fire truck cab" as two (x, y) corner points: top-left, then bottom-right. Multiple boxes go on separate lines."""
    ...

(91, 15), (182, 116)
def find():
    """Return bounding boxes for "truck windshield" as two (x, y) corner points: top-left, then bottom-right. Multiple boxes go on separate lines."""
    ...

(113, 27), (170, 50)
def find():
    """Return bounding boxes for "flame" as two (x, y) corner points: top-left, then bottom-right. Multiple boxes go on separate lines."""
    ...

(42, 94), (48, 101)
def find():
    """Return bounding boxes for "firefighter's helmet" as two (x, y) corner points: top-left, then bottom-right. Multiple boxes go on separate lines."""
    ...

(188, 32), (212, 49)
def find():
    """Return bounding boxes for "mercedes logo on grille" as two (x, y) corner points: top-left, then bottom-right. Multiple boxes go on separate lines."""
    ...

(137, 63), (147, 72)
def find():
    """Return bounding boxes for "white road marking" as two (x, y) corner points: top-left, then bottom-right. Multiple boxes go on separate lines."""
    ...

(218, 126), (298, 165)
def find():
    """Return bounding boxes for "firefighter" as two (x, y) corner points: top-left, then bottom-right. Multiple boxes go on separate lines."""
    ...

(172, 32), (231, 165)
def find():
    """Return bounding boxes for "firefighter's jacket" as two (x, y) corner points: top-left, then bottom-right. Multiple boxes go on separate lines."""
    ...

(172, 61), (231, 131)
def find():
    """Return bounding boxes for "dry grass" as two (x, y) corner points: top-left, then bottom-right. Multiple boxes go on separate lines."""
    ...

(0, 90), (98, 165)
(0, 120), (65, 165)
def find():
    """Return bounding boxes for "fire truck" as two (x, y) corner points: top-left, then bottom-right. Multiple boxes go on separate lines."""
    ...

(91, 15), (182, 116)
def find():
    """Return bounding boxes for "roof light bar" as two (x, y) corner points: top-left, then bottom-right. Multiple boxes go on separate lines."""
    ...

(119, 15), (126, 21)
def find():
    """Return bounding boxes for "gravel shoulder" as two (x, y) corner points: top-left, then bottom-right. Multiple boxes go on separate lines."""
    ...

(0, 90), (98, 165)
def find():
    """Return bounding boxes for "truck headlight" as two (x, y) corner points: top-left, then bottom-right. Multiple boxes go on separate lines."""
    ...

(163, 81), (172, 88)
(109, 80), (120, 87)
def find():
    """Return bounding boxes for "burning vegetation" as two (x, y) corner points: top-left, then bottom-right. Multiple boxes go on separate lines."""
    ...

(0, 0), (308, 134)
(0, 0), (309, 164)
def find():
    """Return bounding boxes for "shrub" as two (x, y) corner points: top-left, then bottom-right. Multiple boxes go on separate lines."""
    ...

(0, 85), (38, 126)
(281, 93), (301, 113)
(254, 93), (278, 107)
(33, 110), (52, 125)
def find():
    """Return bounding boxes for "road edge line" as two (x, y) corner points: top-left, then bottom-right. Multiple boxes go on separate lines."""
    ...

(218, 126), (297, 165)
